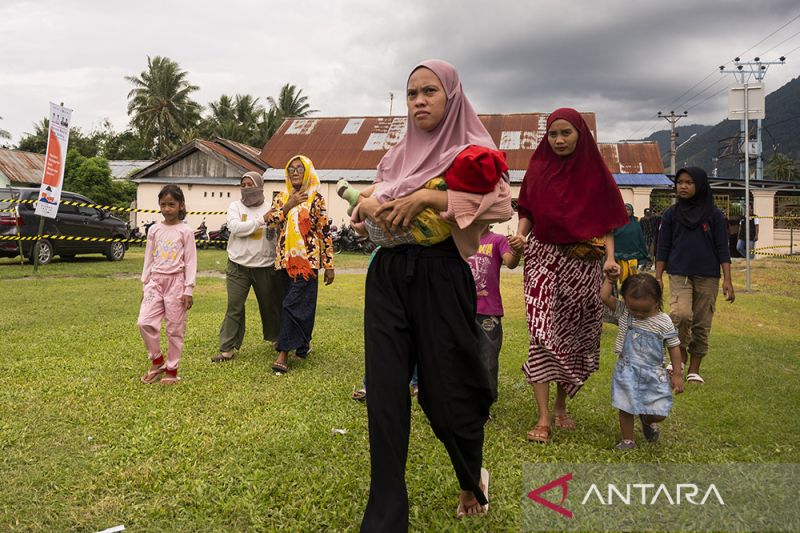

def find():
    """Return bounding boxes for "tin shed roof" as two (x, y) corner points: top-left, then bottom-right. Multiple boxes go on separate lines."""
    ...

(259, 113), (600, 171)
(0, 148), (45, 184)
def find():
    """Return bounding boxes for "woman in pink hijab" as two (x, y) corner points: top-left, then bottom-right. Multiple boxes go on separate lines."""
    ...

(358, 60), (512, 531)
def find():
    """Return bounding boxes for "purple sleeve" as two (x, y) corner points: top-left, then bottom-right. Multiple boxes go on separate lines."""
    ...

(496, 233), (512, 258)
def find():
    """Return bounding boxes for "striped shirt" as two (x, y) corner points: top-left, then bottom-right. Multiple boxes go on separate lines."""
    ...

(611, 301), (680, 355)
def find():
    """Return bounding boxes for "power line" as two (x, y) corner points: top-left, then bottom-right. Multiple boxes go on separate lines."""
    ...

(678, 77), (728, 111)
(685, 85), (729, 112)
(785, 42), (800, 56)
(760, 28), (800, 56)
(738, 10), (800, 57)
(625, 10), (800, 140)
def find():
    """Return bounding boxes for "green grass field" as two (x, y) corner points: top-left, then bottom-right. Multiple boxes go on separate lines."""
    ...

(1, 252), (798, 531)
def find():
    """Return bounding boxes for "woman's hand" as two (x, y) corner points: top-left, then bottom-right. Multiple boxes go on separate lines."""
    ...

(324, 269), (335, 286)
(283, 192), (308, 214)
(375, 189), (432, 229)
(182, 295), (193, 310)
(722, 279), (735, 303)
(508, 234), (527, 255)
(358, 196), (393, 238)
(603, 259), (621, 278)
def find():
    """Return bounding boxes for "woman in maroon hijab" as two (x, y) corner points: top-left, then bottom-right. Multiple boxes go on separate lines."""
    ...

(508, 108), (628, 444)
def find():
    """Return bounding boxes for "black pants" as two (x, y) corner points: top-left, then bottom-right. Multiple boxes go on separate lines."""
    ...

(476, 314), (503, 403)
(360, 239), (493, 533)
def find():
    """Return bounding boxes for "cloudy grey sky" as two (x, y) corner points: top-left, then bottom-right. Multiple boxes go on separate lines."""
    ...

(1, 0), (799, 146)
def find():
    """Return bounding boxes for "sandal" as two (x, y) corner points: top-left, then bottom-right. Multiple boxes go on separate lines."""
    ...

(140, 363), (165, 384)
(553, 412), (576, 430)
(211, 351), (235, 363)
(351, 388), (367, 402)
(686, 373), (705, 384)
(456, 468), (489, 518)
(160, 375), (181, 385)
(271, 361), (289, 374)
(527, 424), (551, 443)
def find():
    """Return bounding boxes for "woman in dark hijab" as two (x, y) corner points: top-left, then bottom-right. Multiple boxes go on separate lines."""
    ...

(655, 167), (734, 385)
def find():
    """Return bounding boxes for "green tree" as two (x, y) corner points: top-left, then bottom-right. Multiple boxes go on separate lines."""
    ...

(202, 94), (265, 146)
(261, 83), (317, 142)
(125, 56), (202, 157)
(17, 118), (49, 153)
(0, 116), (10, 142)
(63, 150), (136, 207)
(766, 152), (799, 181)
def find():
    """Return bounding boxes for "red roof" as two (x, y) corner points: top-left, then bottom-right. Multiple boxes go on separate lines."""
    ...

(259, 113), (601, 171)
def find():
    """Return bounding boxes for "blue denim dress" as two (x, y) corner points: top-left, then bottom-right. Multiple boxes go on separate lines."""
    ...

(611, 313), (673, 416)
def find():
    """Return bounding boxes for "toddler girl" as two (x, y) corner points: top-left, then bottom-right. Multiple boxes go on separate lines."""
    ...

(600, 273), (684, 449)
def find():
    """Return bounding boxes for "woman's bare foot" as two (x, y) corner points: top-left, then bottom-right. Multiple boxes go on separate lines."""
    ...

(456, 469), (488, 517)
(457, 490), (483, 516)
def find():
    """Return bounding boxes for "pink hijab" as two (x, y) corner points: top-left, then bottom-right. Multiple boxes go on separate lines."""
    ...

(374, 59), (498, 202)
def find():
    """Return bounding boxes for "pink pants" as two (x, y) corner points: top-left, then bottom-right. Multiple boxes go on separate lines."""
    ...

(137, 273), (187, 371)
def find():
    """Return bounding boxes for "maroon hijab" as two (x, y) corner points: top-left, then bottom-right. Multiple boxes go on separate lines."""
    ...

(517, 108), (628, 244)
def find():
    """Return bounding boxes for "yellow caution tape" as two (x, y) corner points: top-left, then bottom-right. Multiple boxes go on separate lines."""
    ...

(0, 234), (227, 245)
(0, 197), (227, 216)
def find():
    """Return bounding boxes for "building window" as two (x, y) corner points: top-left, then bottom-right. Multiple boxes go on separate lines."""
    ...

(204, 191), (207, 198)
(227, 192), (230, 198)
(211, 192), (214, 197)
(219, 191), (223, 197)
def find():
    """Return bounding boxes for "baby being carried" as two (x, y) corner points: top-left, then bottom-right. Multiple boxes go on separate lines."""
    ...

(339, 145), (508, 247)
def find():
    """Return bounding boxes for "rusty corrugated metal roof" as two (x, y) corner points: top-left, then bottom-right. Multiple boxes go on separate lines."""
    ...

(0, 148), (45, 184)
(259, 113), (600, 171)
(135, 138), (267, 179)
(600, 142), (665, 174)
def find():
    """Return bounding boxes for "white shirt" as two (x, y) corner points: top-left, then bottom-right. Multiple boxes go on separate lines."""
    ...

(226, 200), (277, 268)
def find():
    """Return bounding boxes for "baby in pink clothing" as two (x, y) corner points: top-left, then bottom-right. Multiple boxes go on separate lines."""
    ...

(138, 185), (197, 385)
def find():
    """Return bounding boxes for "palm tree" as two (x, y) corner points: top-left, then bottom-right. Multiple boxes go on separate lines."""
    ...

(202, 94), (265, 146)
(767, 153), (799, 181)
(267, 83), (317, 119)
(260, 84), (317, 143)
(0, 116), (10, 141)
(125, 56), (202, 157)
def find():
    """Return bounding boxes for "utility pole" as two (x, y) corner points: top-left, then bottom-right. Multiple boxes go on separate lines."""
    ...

(658, 111), (688, 175)
(388, 92), (394, 116)
(720, 56), (785, 180)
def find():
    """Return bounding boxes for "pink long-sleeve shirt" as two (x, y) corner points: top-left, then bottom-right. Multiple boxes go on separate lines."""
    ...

(141, 222), (198, 296)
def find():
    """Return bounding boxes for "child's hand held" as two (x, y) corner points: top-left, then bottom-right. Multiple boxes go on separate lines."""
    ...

(672, 374), (684, 394)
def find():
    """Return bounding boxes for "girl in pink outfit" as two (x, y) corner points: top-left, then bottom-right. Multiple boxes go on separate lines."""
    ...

(139, 185), (198, 385)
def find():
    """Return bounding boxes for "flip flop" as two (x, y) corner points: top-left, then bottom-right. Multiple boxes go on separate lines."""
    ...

(553, 412), (576, 430)
(686, 373), (705, 384)
(140, 363), (166, 384)
(351, 388), (367, 402)
(527, 425), (551, 444)
(211, 352), (234, 363)
(456, 468), (489, 518)
(271, 361), (289, 374)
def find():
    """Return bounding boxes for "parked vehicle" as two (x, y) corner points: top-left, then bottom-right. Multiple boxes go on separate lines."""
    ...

(208, 223), (229, 249)
(332, 224), (376, 254)
(194, 220), (209, 249)
(0, 187), (130, 265)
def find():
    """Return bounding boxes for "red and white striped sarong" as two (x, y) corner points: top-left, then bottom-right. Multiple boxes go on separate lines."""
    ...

(521, 235), (603, 397)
